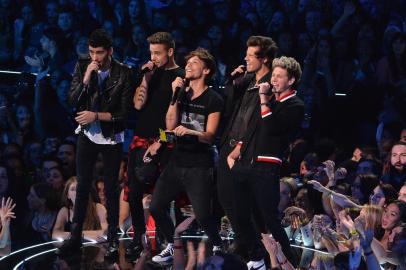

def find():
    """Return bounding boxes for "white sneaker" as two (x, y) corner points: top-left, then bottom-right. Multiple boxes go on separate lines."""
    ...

(247, 259), (266, 270)
(152, 243), (174, 263)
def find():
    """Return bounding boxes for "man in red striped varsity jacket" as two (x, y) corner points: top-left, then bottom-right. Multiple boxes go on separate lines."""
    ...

(227, 56), (304, 269)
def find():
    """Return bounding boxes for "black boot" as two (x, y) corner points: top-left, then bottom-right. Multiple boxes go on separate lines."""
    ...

(125, 234), (143, 257)
(104, 228), (119, 259)
(56, 223), (83, 256)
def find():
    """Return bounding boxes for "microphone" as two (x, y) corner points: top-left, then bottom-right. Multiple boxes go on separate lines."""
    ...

(140, 64), (156, 75)
(171, 79), (190, 105)
(225, 66), (246, 85)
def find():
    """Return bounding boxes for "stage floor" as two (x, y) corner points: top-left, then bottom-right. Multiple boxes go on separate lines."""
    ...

(0, 235), (333, 269)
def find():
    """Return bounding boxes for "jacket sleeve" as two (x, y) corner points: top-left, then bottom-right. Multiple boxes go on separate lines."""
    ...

(111, 67), (133, 123)
(261, 102), (304, 135)
(68, 62), (86, 109)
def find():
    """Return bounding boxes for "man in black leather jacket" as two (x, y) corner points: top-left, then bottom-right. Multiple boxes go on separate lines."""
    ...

(57, 29), (132, 258)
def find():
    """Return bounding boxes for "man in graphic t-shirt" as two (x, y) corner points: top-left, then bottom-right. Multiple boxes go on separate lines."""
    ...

(149, 48), (224, 263)
(125, 32), (184, 257)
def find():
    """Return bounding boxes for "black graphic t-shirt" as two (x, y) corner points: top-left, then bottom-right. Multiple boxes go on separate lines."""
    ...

(172, 87), (223, 168)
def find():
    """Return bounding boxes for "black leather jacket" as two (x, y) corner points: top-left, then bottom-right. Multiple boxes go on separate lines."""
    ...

(69, 58), (133, 139)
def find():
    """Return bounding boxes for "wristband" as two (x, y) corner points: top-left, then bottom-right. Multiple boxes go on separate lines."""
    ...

(349, 229), (358, 236)
(95, 112), (98, 121)
(259, 92), (271, 95)
(279, 258), (288, 265)
(260, 102), (268, 106)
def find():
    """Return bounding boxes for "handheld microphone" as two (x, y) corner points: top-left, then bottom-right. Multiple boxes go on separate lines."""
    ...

(171, 79), (190, 105)
(140, 64), (156, 75)
(225, 66), (246, 85)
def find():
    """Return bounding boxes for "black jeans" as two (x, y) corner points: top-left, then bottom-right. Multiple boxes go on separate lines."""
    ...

(216, 144), (236, 229)
(73, 134), (122, 237)
(149, 163), (222, 246)
(232, 163), (293, 261)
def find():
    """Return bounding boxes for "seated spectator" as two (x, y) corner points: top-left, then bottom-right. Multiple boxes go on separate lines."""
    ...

(24, 182), (57, 245)
(57, 141), (76, 179)
(52, 177), (107, 242)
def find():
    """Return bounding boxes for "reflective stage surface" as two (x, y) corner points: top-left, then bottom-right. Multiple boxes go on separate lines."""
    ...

(0, 236), (333, 270)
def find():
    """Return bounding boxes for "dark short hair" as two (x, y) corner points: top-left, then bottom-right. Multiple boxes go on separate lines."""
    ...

(147, 32), (175, 50)
(185, 47), (216, 83)
(246, 36), (278, 67)
(88, 28), (113, 49)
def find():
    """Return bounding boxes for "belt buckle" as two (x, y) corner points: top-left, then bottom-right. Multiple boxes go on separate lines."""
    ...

(229, 139), (237, 147)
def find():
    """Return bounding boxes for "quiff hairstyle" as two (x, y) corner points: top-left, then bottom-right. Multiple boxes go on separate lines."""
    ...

(147, 32), (175, 50)
(272, 56), (302, 88)
(185, 47), (216, 83)
(246, 36), (278, 68)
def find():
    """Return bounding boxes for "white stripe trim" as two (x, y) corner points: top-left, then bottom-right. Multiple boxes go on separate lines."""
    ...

(278, 91), (297, 102)
(261, 111), (272, 118)
(257, 156), (282, 163)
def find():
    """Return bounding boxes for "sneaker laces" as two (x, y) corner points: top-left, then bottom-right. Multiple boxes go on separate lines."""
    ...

(158, 243), (174, 257)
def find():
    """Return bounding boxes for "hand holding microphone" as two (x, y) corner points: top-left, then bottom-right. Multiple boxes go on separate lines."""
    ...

(171, 77), (189, 105)
(140, 61), (156, 81)
(226, 65), (246, 85)
(83, 61), (100, 85)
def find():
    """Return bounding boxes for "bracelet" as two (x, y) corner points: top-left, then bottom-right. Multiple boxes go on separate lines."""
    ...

(260, 102), (268, 106)
(95, 112), (98, 121)
(173, 236), (181, 240)
(259, 92), (269, 95)
(364, 249), (374, 256)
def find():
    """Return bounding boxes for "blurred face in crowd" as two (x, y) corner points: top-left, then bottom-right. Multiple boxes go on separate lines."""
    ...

(149, 43), (172, 68)
(128, 0), (140, 17)
(270, 11), (285, 33)
(16, 105), (31, 130)
(305, 10), (322, 34)
(185, 56), (209, 81)
(43, 137), (60, 155)
(271, 66), (295, 94)
(0, 166), (8, 195)
(132, 26), (146, 44)
(278, 182), (291, 212)
(382, 203), (401, 230)
(21, 5), (33, 25)
(76, 37), (89, 58)
(40, 35), (54, 53)
(102, 20), (114, 38)
(398, 185), (406, 202)
(89, 46), (113, 70)
(96, 181), (106, 205)
(392, 37), (406, 56)
(67, 181), (77, 205)
(357, 160), (374, 175)
(400, 129), (406, 143)
(207, 25), (223, 46)
(58, 12), (72, 32)
(46, 2), (59, 24)
(57, 144), (75, 171)
(46, 167), (64, 190)
(391, 144), (406, 172)
(245, 46), (265, 73)
(42, 160), (59, 180)
(28, 142), (42, 166)
(278, 32), (293, 55)
(351, 177), (364, 204)
(370, 186), (386, 207)
(27, 187), (44, 210)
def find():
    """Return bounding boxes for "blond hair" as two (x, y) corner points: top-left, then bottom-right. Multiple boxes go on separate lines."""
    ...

(272, 56), (302, 88)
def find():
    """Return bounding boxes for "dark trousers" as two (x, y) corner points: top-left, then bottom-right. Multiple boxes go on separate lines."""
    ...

(149, 163), (222, 246)
(216, 144), (236, 229)
(73, 134), (122, 237)
(127, 147), (147, 240)
(232, 164), (293, 261)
